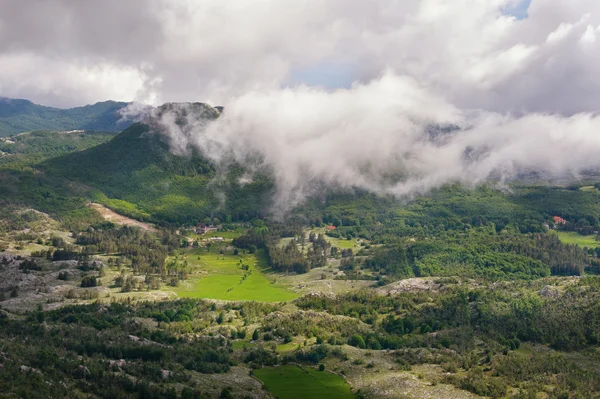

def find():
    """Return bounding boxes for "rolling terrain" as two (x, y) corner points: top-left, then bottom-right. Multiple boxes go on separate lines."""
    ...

(0, 98), (131, 136)
(0, 102), (599, 398)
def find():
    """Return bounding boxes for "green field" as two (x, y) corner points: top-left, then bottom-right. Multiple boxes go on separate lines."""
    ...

(328, 236), (359, 249)
(553, 231), (600, 248)
(253, 365), (355, 399)
(172, 249), (297, 302)
(309, 228), (362, 250)
(231, 341), (256, 350)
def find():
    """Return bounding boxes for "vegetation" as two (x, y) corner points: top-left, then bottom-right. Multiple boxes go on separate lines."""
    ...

(254, 365), (355, 399)
(42, 123), (274, 225)
(172, 249), (297, 302)
(2, 109), (600, 397)
(0, 98), (129, 136)
(0, 130), (117, 167)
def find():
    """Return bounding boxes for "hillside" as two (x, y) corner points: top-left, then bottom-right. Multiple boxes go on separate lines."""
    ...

(0, 130), (117, 167)
(0, 98), (131, 137)
(1, 103), (600, 399)
(42, 104), (274, 224)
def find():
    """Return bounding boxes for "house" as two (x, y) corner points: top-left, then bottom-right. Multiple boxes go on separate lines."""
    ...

(195, 223), (221, 235)
(326, 225), (336, 231)
(553, 216), (567, 225)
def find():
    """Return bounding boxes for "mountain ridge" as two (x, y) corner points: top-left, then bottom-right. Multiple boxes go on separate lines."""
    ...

(0, 97), (132, 136)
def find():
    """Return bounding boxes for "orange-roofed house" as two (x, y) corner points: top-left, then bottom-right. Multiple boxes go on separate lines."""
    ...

(553, 216), (567, 225)
(326, 225), (336, 231)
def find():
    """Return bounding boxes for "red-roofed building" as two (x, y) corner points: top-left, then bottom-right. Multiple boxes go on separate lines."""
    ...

(326, 225), (336, 231)
(553, 216), (567, 225)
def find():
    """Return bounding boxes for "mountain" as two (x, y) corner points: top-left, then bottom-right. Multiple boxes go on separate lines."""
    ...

(42, 103), (273, 224)
(0, 98), (132, 137)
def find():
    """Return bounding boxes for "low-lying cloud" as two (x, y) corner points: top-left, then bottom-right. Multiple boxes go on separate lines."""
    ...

(143, 71), (600, 213)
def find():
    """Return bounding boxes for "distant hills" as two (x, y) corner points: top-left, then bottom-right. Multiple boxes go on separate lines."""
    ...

(0, 98), (132, 137)
(42, 103), (272, 224)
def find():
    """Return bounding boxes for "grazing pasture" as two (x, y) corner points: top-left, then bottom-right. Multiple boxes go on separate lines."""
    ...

(253, 365), (355, 399)
(172, 249), (297, 302)
(553, 231), (599, 248)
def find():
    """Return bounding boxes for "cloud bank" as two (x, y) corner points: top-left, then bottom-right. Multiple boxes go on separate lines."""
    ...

(1, 0), (600, 113)
(2, 0), (600, 209)
(152, 72), (600, 212)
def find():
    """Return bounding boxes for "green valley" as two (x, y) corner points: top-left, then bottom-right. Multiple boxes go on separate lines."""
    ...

(0, 103), (599, 399)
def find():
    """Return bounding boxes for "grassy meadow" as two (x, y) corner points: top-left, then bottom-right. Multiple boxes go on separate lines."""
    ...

(306, 228), (363, 250)
(253, 365), (355, 399)
(553, 231), (600, 248)
(172, 249), (297, 302)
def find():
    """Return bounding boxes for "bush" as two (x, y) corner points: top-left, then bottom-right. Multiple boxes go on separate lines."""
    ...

(349, 335), (366, 349)
(81, 276), (97, 288)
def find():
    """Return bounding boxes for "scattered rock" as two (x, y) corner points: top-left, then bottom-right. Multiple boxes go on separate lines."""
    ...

(540, 285), (561, 298)
(376, 278), (441, 295)
(20, 365), (41, 375)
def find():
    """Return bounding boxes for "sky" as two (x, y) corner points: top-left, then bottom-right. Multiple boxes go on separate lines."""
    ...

(0, 0), (598, 114)
(2, 0), (600, 209)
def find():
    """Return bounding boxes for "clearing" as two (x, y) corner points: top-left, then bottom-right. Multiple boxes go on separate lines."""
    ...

(88, 203), (157, 232)
(552, 231), (599, 248)
(309, 228), (363, 250)
(172, 249), (298, 302)
(253, 365), (355, 399)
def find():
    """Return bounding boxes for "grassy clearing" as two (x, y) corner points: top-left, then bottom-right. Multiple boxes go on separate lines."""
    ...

(172, 249), (297, 302)
(553, 231), (599, 248)
(231, 341), (256, 350)
(328, 236), (359, 249)
(253, 365), (355, 399)
(277, 337), (316, 353)
(309, 228), (363, 250)
(276, 342), (300, 353)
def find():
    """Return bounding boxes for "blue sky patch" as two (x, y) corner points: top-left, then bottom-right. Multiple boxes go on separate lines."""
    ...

(503, 0), (532, 20)
(288, 61), (357, 89)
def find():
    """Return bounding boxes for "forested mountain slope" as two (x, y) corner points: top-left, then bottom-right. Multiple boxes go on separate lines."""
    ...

(0, 98), (130, 136)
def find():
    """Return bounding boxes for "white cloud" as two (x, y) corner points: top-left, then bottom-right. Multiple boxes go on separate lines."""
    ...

(151, 71), (600, 212)
(2, 0), (600, 208)
(0, 0), (599, 113)
(0, 53), (150, 107)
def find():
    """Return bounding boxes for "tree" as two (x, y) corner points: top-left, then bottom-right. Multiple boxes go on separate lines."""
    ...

(349, 334), (366, 349)
(319, 364), (325, 371)
(81, 276), (97, 288)
(252, 329), (260, 341)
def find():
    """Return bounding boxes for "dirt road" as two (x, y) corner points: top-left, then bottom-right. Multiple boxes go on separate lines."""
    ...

(88, 203), (157, 232)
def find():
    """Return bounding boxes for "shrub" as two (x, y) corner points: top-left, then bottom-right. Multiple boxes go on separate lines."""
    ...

(349, 334), (366, 349)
